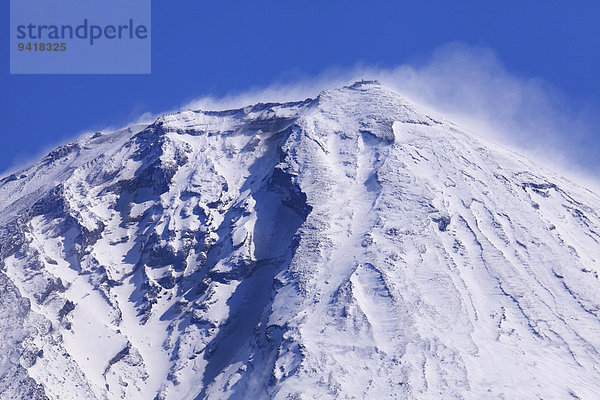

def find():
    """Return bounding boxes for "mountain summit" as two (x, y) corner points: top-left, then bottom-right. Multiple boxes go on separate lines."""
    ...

(1, 82), (599, 399)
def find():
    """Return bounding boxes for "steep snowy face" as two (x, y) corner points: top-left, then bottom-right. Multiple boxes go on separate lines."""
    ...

(1, 82), (600, 400)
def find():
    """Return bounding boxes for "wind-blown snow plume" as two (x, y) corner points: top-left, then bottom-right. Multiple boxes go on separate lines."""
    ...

(185, 44), (600, 191)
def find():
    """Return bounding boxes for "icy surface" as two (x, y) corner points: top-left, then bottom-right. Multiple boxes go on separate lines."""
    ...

(1, 82), (599, 399)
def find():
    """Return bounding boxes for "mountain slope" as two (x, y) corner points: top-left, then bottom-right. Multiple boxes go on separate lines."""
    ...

(1, 81), (599, 399)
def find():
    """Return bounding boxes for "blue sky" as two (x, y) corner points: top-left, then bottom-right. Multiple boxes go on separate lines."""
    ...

(1, 1), (599, 181)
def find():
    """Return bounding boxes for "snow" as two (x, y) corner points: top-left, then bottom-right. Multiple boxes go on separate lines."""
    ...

(0, 81), (599, 399)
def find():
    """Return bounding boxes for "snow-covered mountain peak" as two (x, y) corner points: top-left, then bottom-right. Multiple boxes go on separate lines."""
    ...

(1, 83), (600, 400)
